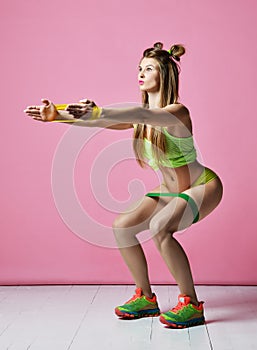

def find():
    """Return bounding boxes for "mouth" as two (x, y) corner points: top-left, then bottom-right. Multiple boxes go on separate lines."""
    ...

(138, 80), (144, 85)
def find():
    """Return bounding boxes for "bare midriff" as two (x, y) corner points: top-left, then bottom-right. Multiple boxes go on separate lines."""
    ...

(160, 160), (205, 193)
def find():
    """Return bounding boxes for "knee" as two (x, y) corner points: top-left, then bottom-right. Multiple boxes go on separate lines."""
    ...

(149, 218), (175, 251)
(112, 215), (133, 241)
(151, 230), (173, 251)
(112, 215), (138, 248)
(149, 216), (173, 237)
(112, 215), (129, 230)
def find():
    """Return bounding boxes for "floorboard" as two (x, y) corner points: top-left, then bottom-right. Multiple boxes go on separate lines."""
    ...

(0, 285), (256, 350)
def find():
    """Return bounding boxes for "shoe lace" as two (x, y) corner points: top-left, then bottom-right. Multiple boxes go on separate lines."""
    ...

(171, 301), (185, 313)
(126, 292), (141, 304)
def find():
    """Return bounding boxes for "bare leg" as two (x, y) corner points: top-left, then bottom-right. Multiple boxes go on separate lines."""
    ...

(113, 177), (223, 306)
(112, 193), (165, 299)
(118, 241), (153, 298)
(154, 232), (198, 305)
(114, 226), (197, 302)
(149, 179), (223, 306)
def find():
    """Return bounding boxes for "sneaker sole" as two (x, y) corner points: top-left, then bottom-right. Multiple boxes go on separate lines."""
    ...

(159, 315), (205, 329)
(115, 308), (160, 319)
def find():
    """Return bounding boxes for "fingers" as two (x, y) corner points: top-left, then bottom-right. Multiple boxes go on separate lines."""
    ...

(64, 99), (90, 113)
(41, 98), (51, 106)
(79, 99), (90, 104)
(24, 106), (41, 116)
(25, 105), (40, 110)
(25, 112), (43, 120)
(24, 98), (93, 122)
(24, 99), (54, 122)
(24, 104), (43, 121)
(65, 104), (83, 117)
(24, 112), (44, 121)
(31, 116), (45, 122)
(79, 99), (96, 107)
(66, 103), (84, 109)
(24, 100), (48, 115)
(65, 103), (92, 118)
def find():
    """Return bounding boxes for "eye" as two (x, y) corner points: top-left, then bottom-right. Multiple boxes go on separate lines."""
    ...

(146, 67), (152, 71)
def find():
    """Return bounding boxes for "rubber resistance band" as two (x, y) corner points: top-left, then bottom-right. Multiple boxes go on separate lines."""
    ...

(50, 104), (102, 123)
(145, 192), (199, 223)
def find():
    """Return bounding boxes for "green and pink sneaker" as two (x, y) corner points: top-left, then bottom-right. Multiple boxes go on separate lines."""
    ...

(159, 294), (205, 328)
(115, 288), (161, 319)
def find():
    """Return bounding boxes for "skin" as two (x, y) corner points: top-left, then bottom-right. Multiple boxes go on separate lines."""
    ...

(24, 57), (223, 307)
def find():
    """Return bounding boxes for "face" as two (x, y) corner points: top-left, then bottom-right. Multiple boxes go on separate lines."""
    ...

(138, 57), (160, 93)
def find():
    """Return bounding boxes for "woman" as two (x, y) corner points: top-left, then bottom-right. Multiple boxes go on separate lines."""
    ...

(24, 42), (223, 329)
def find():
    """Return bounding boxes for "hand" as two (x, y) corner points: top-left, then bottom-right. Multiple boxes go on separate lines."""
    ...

(24, 99), (58, 122)
(65, 98), (96, 118)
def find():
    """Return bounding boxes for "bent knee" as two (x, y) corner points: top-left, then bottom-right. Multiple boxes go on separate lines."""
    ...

(112, 215), (132, 230)
(149, 216), (176, 237)
(149, 217), (177, 250)
(112, 214), (141, 248)
(151, 229), (174, 251)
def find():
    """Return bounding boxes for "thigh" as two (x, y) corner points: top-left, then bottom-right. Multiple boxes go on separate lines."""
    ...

(113, 183), (175, 233)
(149, 176), (223, 234)
(184, 176), (223, 221)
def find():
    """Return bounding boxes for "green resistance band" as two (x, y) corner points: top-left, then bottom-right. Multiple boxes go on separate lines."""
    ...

(145, 192), (199, 223)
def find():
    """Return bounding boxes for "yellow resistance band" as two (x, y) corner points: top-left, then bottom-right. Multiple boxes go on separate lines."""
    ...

(55, 104), (69, 110)
(51, 104), (102, 122)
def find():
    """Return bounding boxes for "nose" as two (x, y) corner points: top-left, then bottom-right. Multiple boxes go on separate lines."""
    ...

(139, 71), (144, 78)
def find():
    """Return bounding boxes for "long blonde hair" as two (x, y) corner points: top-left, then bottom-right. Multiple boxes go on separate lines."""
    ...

(133, 42), (186, 168)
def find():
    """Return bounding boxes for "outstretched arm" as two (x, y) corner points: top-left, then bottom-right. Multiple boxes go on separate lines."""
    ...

(99, 103), (189, 127)
(61, 102), (189, 127)
(24, 99), (189, 128)
(24, 99), (134, 129)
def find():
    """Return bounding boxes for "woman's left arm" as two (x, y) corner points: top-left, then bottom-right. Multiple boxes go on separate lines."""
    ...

(25, 97), (188, 128)
(98, 104), (189, 127)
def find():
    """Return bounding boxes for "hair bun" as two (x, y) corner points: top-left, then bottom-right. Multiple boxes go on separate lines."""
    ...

(169, 44), (186, 62)
(153, 42), (164, 50)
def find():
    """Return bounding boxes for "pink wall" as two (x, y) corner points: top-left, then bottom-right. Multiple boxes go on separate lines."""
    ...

(1, 0), (257, 285)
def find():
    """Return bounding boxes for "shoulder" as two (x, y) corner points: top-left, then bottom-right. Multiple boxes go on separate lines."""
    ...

(163, 103), (192, 134)
(162, 103), (190, 119)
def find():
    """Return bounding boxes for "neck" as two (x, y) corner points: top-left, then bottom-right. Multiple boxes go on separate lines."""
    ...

(147, 91), (161, 109)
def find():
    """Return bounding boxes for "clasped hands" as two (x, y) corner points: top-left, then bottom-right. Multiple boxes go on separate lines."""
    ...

(24, 98), (97, 122)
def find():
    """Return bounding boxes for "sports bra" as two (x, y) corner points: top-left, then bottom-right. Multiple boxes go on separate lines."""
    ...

(133, 125), (197, 170)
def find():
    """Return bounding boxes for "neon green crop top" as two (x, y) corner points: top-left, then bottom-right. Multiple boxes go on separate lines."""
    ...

(133, 125), (197, 170)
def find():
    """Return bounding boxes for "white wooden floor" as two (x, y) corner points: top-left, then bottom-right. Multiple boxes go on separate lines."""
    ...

(0, 285), (256, 350)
